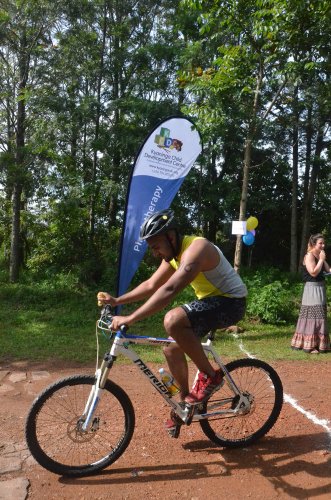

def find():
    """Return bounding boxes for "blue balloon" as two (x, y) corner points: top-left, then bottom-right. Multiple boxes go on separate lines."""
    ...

(243, 232), (255, 246)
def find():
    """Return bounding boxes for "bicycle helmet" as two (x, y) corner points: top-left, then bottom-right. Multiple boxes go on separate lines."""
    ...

(140, 209), (176, 240)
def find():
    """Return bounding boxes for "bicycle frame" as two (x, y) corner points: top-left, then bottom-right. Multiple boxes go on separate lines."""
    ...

(81, 322), (248, 432)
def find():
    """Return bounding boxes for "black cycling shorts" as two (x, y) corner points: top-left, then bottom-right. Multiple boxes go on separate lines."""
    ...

(182, 296), (246, 338)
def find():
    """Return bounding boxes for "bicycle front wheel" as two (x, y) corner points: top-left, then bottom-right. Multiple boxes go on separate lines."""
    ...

(200, 358), (283, 447)
(26, 375), (135, 476)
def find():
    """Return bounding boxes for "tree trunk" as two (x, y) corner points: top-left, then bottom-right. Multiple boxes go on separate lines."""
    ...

(9, 31), (29, 282)
(89, 1), (107, 245)
(233, 62), (287, 272)
(9, 183), (22, 282)
(108, 9), (121, 230)
(109, 107), (120, 229)
(290, 86), (299, 273)
(234, 61), (263, 272)
(234, 136), (252, 271)
(299, 123), (325, 264)
(207, 142), (218, 241)
(299, 103), (313, 266)
(4, 78), (14, 263)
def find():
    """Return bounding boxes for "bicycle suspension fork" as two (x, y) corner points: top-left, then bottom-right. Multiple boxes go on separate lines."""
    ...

(81, 352), (115, 432)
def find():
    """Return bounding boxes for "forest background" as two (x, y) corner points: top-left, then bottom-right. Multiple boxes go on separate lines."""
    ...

(0, 0), (330, 340)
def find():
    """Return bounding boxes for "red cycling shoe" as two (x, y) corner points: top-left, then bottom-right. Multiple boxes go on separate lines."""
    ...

(185, 369), (224, 404)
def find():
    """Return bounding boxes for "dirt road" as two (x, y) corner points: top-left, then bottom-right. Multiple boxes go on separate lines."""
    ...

(1, 359), (330, 499)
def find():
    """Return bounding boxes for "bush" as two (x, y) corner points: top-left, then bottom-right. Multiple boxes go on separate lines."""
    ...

(243, 268), (301, 324)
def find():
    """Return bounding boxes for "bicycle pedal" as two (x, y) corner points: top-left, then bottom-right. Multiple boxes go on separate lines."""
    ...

(168, 424), (181, 438)
(184, 405), (196, 426)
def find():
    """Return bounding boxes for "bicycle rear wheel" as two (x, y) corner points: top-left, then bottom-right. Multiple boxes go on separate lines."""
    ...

(26, 375), (135, 476)
(199, 358), (283, 447)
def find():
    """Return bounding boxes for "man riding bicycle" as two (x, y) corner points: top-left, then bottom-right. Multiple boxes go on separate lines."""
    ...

(98, 209), (247, 429)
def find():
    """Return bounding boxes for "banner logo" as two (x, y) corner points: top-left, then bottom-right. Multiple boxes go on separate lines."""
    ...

(154, 127), (183, 151)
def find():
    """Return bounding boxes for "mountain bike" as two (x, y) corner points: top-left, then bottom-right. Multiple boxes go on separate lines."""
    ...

(25, 305), (283, 477)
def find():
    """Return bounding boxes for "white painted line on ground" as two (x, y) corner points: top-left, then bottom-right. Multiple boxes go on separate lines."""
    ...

(232, 334), (331, 447)
(283, 393), (331, 435)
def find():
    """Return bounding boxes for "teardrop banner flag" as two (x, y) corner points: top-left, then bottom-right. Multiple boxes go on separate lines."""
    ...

(117, 115), (202, 297)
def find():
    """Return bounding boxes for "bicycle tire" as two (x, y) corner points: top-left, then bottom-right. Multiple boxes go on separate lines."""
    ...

(199, 358), (283, 447)
(25, 375), (135, 476)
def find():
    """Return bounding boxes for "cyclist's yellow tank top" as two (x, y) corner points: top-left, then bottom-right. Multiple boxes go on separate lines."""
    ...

(169, 235), (247, 300)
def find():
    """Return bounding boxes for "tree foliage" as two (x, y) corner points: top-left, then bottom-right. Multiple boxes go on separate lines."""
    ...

(0, 0), (330, 285)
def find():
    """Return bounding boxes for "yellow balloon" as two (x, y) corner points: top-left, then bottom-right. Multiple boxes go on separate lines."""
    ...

(246, 216), (258, 231)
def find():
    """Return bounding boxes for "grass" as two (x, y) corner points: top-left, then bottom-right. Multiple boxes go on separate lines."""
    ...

(0, 282), (330, 366)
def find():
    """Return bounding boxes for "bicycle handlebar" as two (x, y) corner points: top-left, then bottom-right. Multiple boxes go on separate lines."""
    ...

(99, 304), (128, 333)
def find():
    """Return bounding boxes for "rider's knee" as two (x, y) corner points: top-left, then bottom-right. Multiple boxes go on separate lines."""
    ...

(163, 309), (180, 335)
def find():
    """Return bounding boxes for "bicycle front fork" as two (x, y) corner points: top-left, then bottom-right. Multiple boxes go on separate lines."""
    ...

(81, 355), (114, 431)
